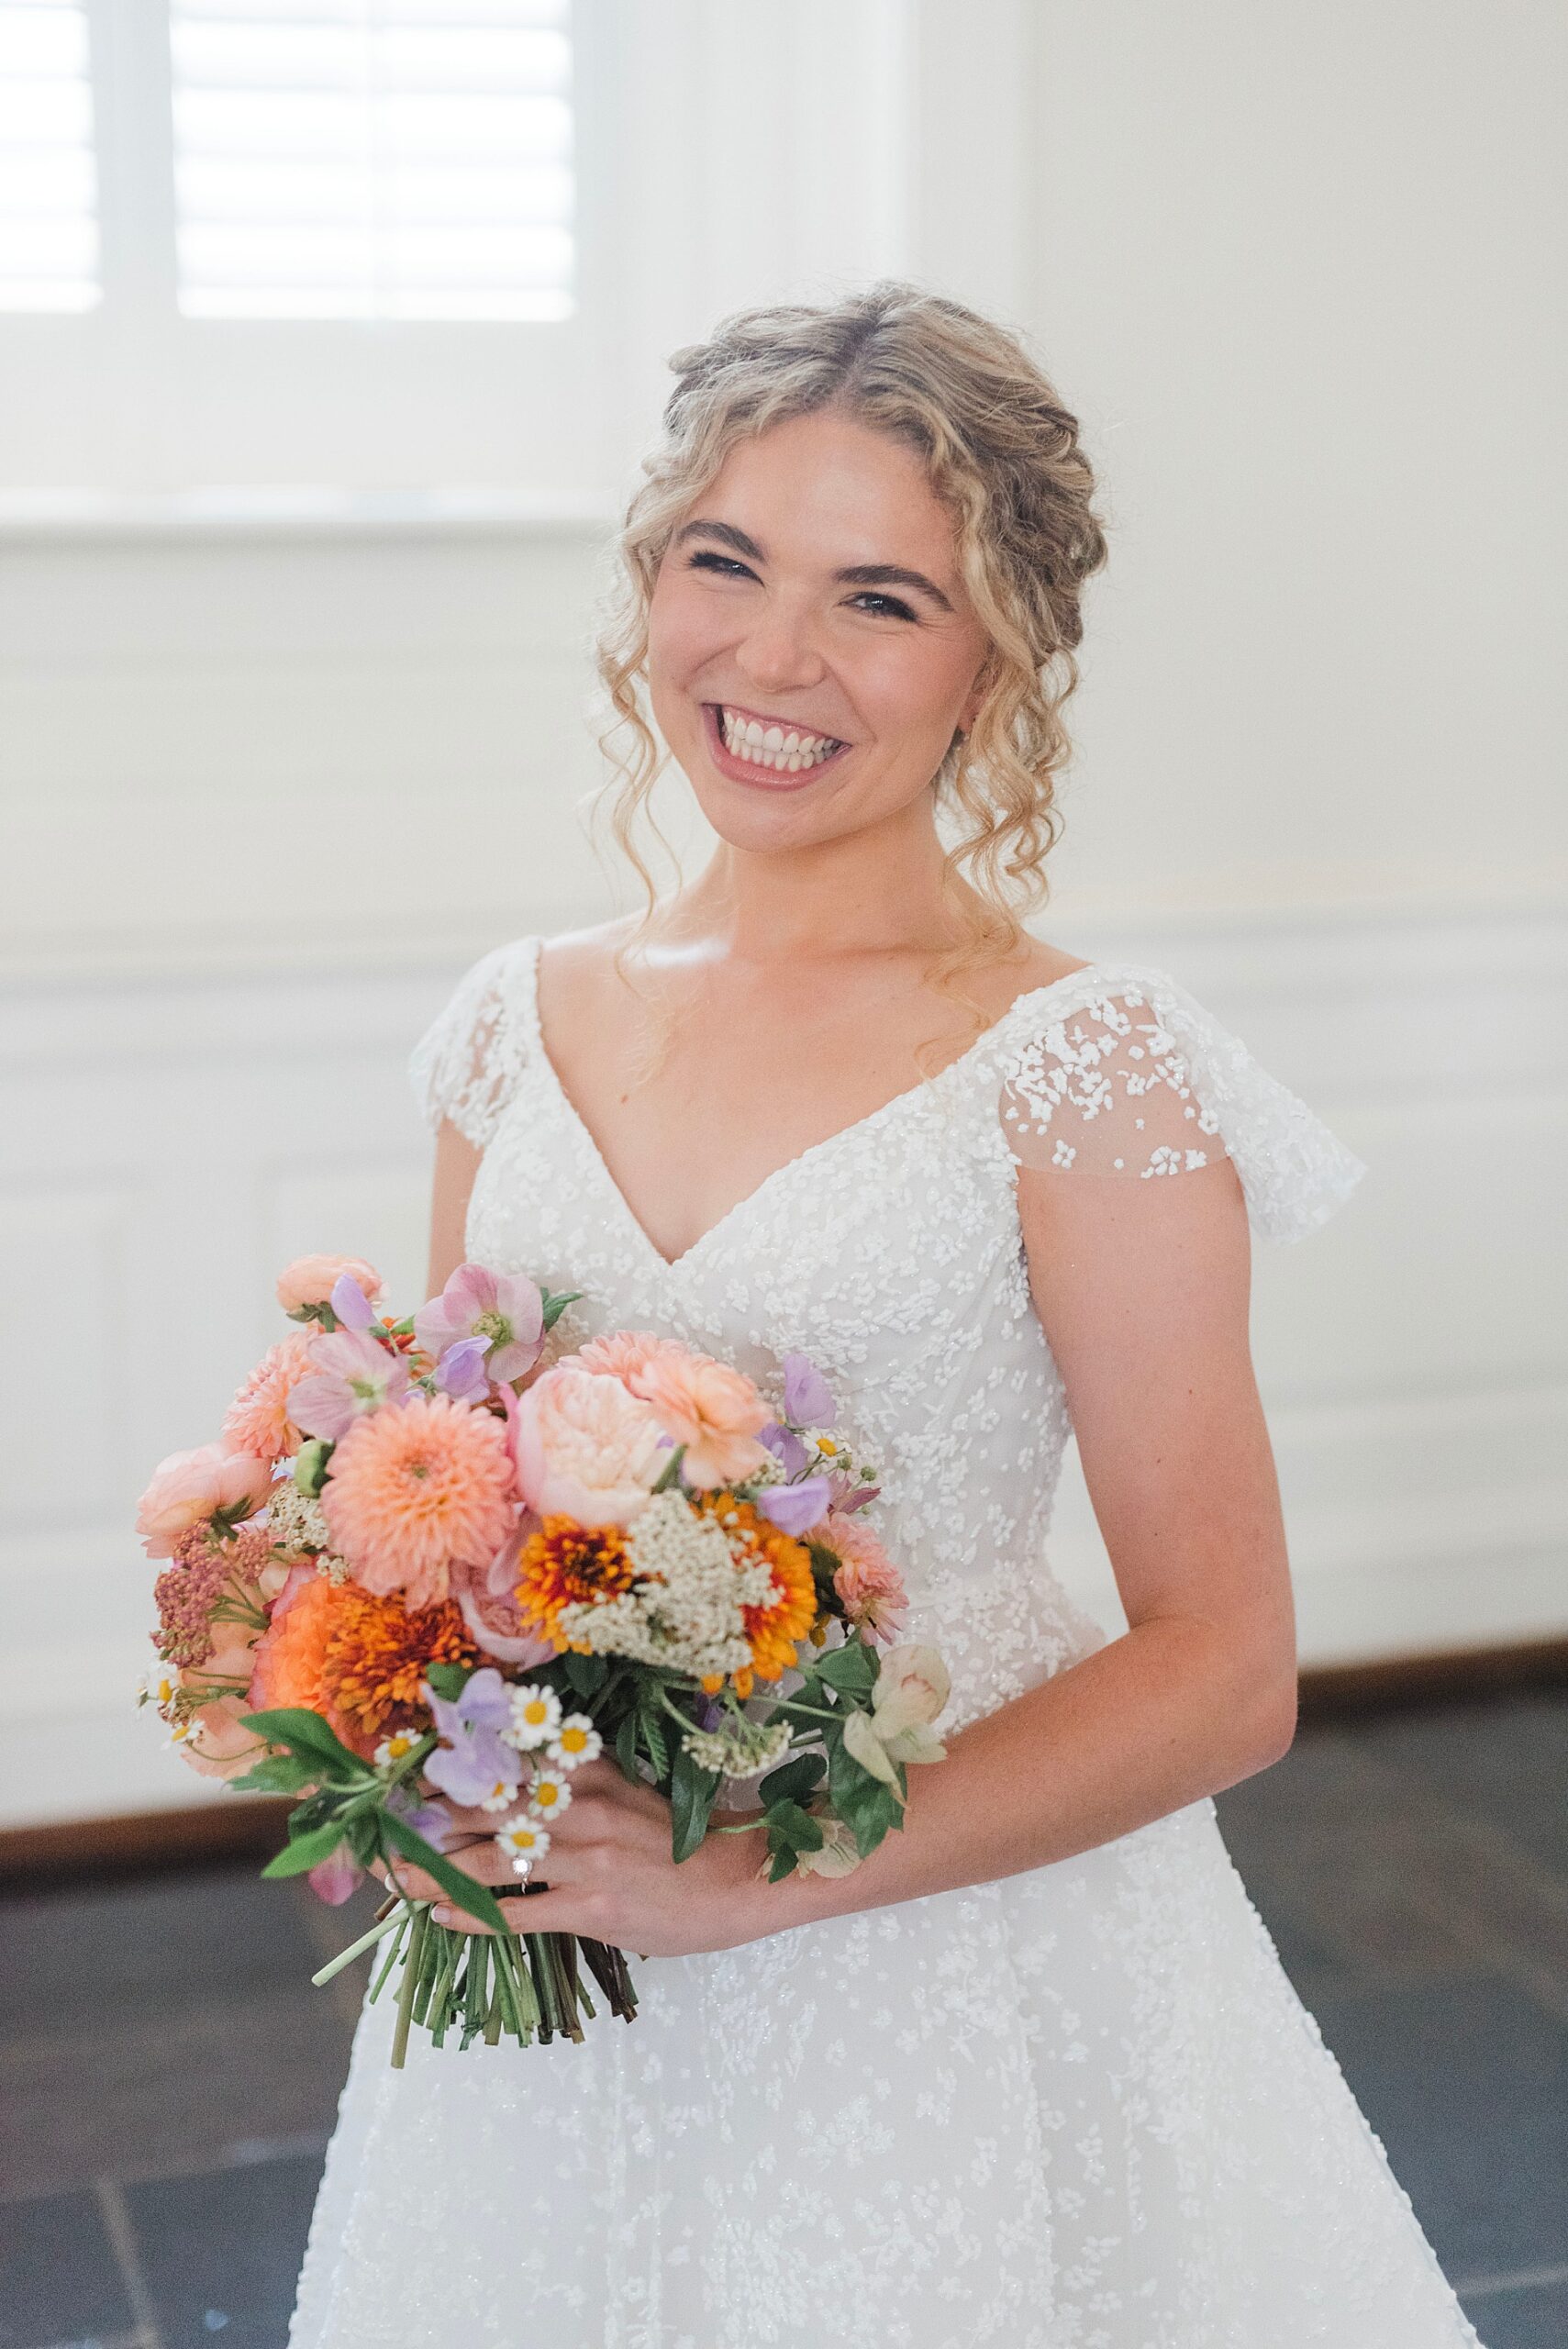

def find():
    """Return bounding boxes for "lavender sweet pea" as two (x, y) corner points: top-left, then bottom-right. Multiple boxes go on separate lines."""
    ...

(416, 1263), (546, 1392)
(758, 1477), (831, 1536)
(419, 1667), (525, 1811)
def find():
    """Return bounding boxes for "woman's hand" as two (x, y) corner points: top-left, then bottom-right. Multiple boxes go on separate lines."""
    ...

(376, 1760), (771, 1957)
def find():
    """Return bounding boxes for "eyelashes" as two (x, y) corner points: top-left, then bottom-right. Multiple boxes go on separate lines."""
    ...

(683, 550), (917, 623)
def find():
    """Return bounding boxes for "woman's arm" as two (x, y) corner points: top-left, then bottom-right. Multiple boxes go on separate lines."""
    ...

(409, 1151), (1299, 1954)
(426, 1117), (482, 1297)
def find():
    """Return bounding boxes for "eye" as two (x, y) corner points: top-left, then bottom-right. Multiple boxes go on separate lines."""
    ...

(847, 590), (918, 622)
(686, 550), (756, 580)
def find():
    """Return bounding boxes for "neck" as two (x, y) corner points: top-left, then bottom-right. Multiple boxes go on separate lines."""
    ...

(667, 796), (988, 968)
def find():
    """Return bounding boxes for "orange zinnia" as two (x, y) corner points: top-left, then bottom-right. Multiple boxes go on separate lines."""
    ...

(697, 1494), (818, 1698)
(250, 1567), (475, 1752)
(515, 1515), (638, 1649)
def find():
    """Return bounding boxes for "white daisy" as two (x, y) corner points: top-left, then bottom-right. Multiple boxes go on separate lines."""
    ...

(494, 1817), (552, 1874)
(477, 1776), (518, 1814)
(527, 1768), (573, 1820)
(506, 1683), (562, 1751)
(373, 1728), (420, 1767)
(548, 1714), (603, 1770)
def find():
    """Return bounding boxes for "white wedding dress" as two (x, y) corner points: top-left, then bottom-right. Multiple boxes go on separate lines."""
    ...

(289, 935), (1487, 2349)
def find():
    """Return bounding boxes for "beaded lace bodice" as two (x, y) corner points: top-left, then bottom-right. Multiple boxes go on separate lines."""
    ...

(409, 935), (1366, 1737)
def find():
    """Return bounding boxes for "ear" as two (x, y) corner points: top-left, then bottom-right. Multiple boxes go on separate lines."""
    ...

(956, 657), (993, 738)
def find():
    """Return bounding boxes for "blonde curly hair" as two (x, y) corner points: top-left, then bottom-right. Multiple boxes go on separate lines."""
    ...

(589, 277), (1107, 991)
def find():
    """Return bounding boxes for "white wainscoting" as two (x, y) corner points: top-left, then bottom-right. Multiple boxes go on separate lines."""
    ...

(2, 903), (1562, 1827)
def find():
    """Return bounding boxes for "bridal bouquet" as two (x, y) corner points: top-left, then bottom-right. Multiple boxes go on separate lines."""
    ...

(137, 1254), (950, 2063)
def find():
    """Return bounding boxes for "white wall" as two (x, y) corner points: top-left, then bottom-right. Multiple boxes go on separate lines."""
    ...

(4, 1), (1563, 1825)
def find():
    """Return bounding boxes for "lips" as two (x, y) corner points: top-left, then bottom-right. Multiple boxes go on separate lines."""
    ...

(700, 702), (852, 791)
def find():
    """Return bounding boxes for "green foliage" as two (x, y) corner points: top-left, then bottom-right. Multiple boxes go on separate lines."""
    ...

(651, 1443), (687, 1494)
(423, 1662), (473, 1702)
(262, 1820), (349, 1877)
(758, 1750), (827, 1809)
(814, 1640), (879, 1697)
(379, 1811), (506, 1932)
(614, 1709), (639, 1780)
(637, 1690), (670, 1783)
(826, 1726), (903, 1860)
(539, 1286), (584, 1331)
(239, 1708), (373, 1782)
(561, 1650), (609, 1698)
(228, 1752), (322, 1798)
(669, 1743), (722, 1863)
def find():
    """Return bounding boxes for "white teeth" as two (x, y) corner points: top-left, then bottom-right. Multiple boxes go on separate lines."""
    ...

(718, 707), (843, 771)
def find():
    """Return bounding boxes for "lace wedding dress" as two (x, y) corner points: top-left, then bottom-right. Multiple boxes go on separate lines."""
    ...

(289, 936), (1486, 2349)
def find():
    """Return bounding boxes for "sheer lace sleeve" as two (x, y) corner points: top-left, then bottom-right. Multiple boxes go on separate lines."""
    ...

(997, 971), (1367, 1243)
(407, 937), (538, 1152)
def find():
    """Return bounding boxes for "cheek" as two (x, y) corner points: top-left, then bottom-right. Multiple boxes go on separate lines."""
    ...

(647, 580), (722, 692)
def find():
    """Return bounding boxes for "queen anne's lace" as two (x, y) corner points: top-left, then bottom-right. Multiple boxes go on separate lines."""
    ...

(290, 937), (1482, 2349)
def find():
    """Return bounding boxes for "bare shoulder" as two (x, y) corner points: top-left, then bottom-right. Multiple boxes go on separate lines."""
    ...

(961, 934), (1094, 1025)
(534, 914), (642, 1025)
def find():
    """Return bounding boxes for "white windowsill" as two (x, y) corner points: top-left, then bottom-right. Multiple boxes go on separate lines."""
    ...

(0, 484), (619, 540)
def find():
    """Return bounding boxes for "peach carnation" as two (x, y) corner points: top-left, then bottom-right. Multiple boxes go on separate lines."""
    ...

(573, 1330), (693, 1390)
(276, 1253), (383, 1317)
(633, 1352), (770, 1489)
(321, 1390), (517, 1609)
(817, 1512), (908, 1645)
(220, 1330), (316, 1464)
(511, 1364), (665, 1529)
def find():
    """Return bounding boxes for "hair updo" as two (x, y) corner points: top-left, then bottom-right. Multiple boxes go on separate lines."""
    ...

(591, 278), (1107, 962)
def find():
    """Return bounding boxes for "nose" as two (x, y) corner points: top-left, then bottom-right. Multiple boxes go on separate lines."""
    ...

(733, 596), (828, 696)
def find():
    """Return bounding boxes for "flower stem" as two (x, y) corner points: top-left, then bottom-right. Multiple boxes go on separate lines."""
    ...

(310, 1903), (407, 1987)
(389, 1901), (431, 2069)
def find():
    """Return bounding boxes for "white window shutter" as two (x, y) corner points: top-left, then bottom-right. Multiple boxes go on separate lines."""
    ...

(168, 0), (574, 319)
(0, 0), (100, 313)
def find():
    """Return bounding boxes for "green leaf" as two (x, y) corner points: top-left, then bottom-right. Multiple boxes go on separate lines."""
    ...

(758, 1751), (827, 1809)
(562, 1651), (608, 1698)
(262, 1820), (349, 1876)
(379, 1812), (506, 1932)
(539, 1287), (584, 1331)
(228, 1753), (320, 1797)
(239, 1709), (373, 1780)
(827, 1729), (903, 1860)
(423, 1662), (473, 1702)
(815, 1641), (879, 1696)
(763, 1798), (825, 1854)
(615, 1708), (639, 1781)
(669, 1744), (721, 1864)
(638, 1695), (670, 1782)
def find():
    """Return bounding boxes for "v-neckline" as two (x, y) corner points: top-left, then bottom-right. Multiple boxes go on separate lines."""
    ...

(517, 933), (1108, 1277)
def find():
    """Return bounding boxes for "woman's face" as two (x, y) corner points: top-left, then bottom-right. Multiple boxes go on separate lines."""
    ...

(646, 406), (992, 856)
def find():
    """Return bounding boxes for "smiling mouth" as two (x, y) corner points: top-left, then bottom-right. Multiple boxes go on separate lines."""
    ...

(704, 700), (851, 778)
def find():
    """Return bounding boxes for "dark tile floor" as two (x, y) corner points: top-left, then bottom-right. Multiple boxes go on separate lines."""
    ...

(1, 1687), (1564, 2347)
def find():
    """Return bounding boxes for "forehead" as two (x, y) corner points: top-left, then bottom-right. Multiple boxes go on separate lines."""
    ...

(695, 408), (960, 577)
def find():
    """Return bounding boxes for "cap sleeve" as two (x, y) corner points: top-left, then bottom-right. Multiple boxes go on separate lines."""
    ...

(995, 968), (1366, 1244)
(407, 936), (539, 1152)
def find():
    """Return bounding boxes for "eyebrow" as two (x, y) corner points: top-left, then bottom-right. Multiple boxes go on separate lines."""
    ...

(672, 518), (957, 615)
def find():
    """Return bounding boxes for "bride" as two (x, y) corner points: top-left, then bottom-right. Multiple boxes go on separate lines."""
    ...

(290, 283), (1485, 2346)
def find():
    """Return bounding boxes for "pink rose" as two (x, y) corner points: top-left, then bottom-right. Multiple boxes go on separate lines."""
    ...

(275, 1253), (383, 1317)
(136, 1444), (272, 1559)
(630, 1350), (770, 1489)
(510, 1364), (666, 1528)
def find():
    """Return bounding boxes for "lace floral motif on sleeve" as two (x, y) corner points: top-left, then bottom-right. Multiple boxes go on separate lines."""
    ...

(407, 938), (536, 1152)
(999, 988), (1232, 1181)
(995, 972), (1370, 1243)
